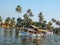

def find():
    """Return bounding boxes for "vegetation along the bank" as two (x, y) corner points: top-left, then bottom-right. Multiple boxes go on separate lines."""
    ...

(0, 5), (60, 34)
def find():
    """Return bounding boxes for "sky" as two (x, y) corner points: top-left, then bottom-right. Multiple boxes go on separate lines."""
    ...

(0, 0), (60, 22)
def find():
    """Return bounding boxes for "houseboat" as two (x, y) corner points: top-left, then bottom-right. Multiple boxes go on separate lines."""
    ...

(19, 25), (53, 38)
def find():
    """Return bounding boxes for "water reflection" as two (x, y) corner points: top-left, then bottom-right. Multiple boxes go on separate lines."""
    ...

(4, 28), (8, 38)
(9, 28), (13, 38)
(15, 29), (19, 39)
(20, 35), (28, 45)
(0, 28), (60, 45)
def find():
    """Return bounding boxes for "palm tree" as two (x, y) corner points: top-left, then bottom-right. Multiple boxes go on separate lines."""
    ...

(27, 9), (33, 17)
(23, 13), (29, 26)
(23, 13), (28, 19)
(52, 18), (56, 23)
(42, 20), (47, 29)
(56, 21), (60, 25)
(16, 5), (22, 18)
(28, 18), (33, 25)
(52, 18), (60, 26)
(17, 18), (22, 23)
(16, 17), (23, 27)
(39, 12), (43, 22)
(46, 22), (52, 29)
(0, 16), (2, 22)
(38, 12), (44, 24)
(0, 16), (2, 26)
(5, 17), (11, 26)
(23, 9), (34, 26)
(10, 17), (15, 27)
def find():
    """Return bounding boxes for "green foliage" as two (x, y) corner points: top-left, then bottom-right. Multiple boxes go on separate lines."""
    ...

(17, 18), (22, 23)
(10, 18), (15, 27)
(5, 17), (11, 25)
(27, 9), (33, 17)
(0, 16), (2, 26)
(23, 13), (28, 19)
(39, 26), (42, 29)
(32, 22), (40, 27)
(46, 22), (52, 29)
(38, 12), (44, 23)
(28, 18), (33, 25)
(52, 18), (56, 22)
(23, 14), (33, 26)
(56, 21), (60, 25)
(5, 17), (10, 22)
(16, 5), (22, 13)
(16, 5), (22, 18)
(0, 16), (2, 22)
(42, 20), (47, 29)
(0, 5), (59, 31)
(52, 18), (60, 26)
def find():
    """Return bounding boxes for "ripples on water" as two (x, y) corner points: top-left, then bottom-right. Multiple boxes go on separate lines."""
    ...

(0, 28), (60, 45)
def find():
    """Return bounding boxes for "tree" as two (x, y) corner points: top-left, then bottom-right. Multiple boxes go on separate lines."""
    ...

(17, 18), (22, 23)
(16, 5), (22, 18)
(5, 17), (11, 25)
(38, 12), (44, 29)
(52, 18), (60, 26)
(56, 21), (60, 25)
(23, 13), (29, 26)
(27, 9), (33, 17)
(0, 16), (2, 26)
(0, 16), (2, 22)
(23, 9), (34, 26)
(10, 17), (15, 27)
(42, 20), (47, 29)
(52, 18), (56, 23)
(46, 22), (52, 29)
(16, 17), (23, 27)
(38, 12), (44, 25)
(28, 18), (33, 25)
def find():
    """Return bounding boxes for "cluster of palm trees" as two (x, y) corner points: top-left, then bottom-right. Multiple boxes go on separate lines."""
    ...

(52, 18), (60, 26)
(16, 5), (60, 32)
(0, 16), (15, 27)
(15, 5), (54, 30)
(16, 5), (34, 27)
(0, 5), (60, 33)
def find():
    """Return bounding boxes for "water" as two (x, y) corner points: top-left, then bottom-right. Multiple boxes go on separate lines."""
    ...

(0, 28), (60, 45)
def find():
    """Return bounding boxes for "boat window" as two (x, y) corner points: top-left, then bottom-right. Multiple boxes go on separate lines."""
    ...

(34, 31), (37, 34)
(24, 29), (28, 32)
(34, 28), (38, 31)
(29, 31), (33, 33)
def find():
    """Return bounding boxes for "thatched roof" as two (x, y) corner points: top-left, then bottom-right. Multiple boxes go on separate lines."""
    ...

(25, 25), (47, 33)
(29, 25), (39, 29)
(38, 29), (47, 32)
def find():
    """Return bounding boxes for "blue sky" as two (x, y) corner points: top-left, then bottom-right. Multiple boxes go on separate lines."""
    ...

(0, 0), (60, 22)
